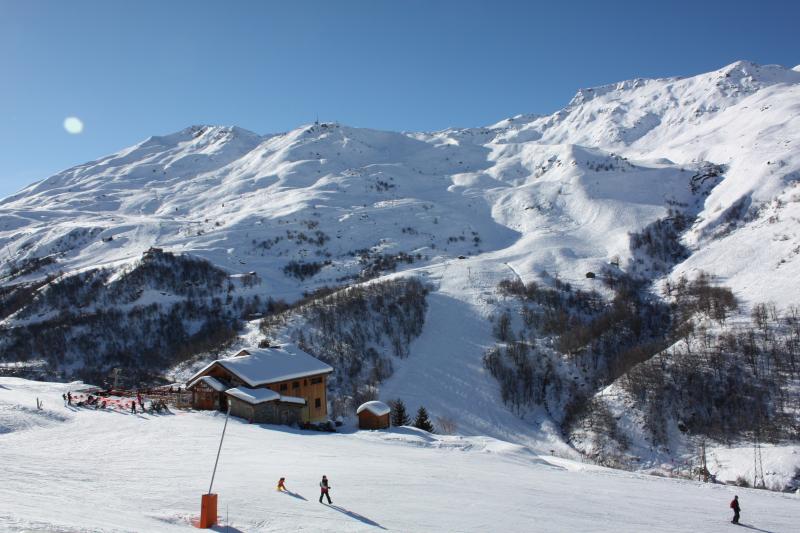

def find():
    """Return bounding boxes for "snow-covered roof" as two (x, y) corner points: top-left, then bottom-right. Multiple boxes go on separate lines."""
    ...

(225, 386), (280, 405)
(190, 344), (333, 387)
(357, 401), (391, 417)
(186, 375), (227, 392)
(224, 386), (307, 406)
(280, 395), (306, 405)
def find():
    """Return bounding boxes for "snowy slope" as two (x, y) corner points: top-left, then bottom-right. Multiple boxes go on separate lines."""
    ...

(1, 60), (800, 482)
(2, 377), (798, 532)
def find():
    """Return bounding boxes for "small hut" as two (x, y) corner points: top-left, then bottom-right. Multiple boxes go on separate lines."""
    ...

(357, 401), (390, 430)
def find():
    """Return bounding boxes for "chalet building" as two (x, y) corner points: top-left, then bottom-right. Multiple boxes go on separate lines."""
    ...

(186, 345), (333, 425)
(357, 401), (391, 430)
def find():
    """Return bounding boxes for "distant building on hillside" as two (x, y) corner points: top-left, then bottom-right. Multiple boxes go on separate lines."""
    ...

(357, 401), (390, 430)
(186, 345), (333, 425)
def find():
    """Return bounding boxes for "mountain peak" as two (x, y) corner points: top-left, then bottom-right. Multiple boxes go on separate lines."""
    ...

(713, 59), (800, 86)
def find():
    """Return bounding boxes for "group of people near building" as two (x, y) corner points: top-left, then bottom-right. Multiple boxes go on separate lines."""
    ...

(61, 389), (169, 414)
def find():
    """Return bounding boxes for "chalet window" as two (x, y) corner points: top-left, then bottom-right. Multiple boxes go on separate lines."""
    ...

(292, 381), (300, 389)
(279, 384), (288, 391)
(310, 377), (323, 385)
(315, 398), (321, 408)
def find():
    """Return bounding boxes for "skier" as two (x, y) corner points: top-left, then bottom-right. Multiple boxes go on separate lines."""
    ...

(277, 477), (287, 491)
(730, 495), (740, 524)
(319, 475), (332, 504)
(130, 401), (136, 414)
(62, 393), (67, 406)
(67, 391), (72, 406)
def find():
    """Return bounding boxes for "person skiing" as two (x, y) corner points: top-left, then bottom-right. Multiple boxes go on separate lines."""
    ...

(730, 495), (740, 524)
(277, 477), (287, 491)
(62, 393), (67, 406)
(319, 475), (332, 504)
(130, 401), (136, 414)
(67, 391), (72, 406)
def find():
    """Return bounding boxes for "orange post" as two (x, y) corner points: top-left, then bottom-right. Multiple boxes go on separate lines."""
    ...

(198, 493), (218, 528)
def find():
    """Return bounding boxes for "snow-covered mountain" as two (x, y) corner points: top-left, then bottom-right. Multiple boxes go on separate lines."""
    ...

(2, 60), (799, 482)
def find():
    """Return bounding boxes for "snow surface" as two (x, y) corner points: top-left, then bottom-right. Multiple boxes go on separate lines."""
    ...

(356, 401), (390, 417)
(2, 377), (798, 532)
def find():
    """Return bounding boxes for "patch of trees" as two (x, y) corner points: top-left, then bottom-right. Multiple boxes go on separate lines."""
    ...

(283, 260), (330, 280)
(285, 229), (330, 247)
(628, 208), (692, 274)
(356, 250), (420, 279)
(620, 298), (799, 445)
(586, 154), (633, 172)
(252, 236), (283, 251)
(388, 399), (436, 432)
(571, 273), (799, 464)
(487, 268), (720, 450)
(564, 396), (630, 467)
(17, 249), (232, 317)
(495, 270), (671, 385)
(0, 275), (57, 321)
(5, 255), (57, 280)
(260, 278), (430, 416)
(389, 398), (410, 425)
(0, 249), (272, 384)
(0, 301), (241, 386)
(689, 162), (725, 194)
(483, 342), (558, 416)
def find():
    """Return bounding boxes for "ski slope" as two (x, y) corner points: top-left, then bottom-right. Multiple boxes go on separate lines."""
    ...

(1, 377), (798, 532)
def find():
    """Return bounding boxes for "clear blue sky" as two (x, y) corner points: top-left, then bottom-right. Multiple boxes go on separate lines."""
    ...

(1, 0), (798, 199)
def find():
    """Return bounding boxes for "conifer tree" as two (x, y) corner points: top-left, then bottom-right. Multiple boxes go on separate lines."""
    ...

(413, 405), (434, 433)
(391, 398), (410, 426)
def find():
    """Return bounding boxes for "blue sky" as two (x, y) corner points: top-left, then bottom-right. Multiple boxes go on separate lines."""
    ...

(1, 0), (798, 199)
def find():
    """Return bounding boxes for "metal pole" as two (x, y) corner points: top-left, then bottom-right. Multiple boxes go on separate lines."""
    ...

(208, 404), (232, 494)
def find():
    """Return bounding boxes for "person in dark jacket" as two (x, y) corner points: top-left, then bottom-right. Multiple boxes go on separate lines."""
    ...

(67, 391), (72, 405)
(319, 475), (332, 504)
(730, 495), (740, 524)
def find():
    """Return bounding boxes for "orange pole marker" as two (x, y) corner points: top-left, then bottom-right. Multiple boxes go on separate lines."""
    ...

(198, 493), (217, 528)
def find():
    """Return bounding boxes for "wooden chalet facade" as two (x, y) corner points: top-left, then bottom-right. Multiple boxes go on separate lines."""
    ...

(186, 345), (333, 425)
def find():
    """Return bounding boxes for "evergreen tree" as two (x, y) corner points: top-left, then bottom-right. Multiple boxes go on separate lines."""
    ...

(413, 406), (434, 433)
(391, 398), (410, 426)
